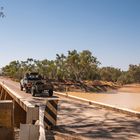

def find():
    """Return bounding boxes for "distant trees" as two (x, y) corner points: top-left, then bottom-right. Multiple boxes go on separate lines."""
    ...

(2, 50), (100, 81)
(99, 67), (122, 82)
(2, 60), (21, 79)
(66, 50), (100, 81)
(128, 64), (140, 83)
(116, 64), (140, 84)
(1, 50), (140, 84)
(117, 71), (132, 84)
(55, 53), (67, 80)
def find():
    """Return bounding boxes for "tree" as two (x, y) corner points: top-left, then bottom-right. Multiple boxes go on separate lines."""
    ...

(55, 53), (67, 80)
(2, 60), (21, 79)
(3, 50), (140, 85)
(100, 67), (122, 82)
(128, 64), (140, 83)
(117, 71), (133, 84)
(66, 50), (100, 81)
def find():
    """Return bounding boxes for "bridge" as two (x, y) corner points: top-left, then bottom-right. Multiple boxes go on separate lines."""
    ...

(0, 77), (140, 140)
(0, 77), (58, 140)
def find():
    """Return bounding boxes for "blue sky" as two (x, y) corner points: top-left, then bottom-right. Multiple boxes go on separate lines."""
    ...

(0, 0), (140, 70)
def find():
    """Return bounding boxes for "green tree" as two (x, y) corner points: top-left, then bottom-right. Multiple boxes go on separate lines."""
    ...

(66, 50), (100, 81)
(128, 64), (140, 83)
(2, 60), (21, 79)
(100, 67), (122, 82)
(55, 53), (67, 81)
(117, 71), (133, 84)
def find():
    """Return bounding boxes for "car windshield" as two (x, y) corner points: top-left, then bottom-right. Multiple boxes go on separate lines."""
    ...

(27, 74), (42, 80)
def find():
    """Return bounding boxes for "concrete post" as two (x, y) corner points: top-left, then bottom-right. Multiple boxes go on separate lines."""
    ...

(44, 99), (58, 130)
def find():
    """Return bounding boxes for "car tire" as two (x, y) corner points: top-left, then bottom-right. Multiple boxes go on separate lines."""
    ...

(48, 89), (53, 97)
(31, 87), (36, 97)
(25, 88), (29, 93)
(20, 84), (23, 91)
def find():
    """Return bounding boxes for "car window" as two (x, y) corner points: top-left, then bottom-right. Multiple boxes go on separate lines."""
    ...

(28, 74), (42, 80)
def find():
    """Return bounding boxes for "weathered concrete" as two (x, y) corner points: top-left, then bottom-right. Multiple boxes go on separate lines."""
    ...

(14, 100), (26, 128)
(0, 100), (14, 140)
(44, 99), (58, 130)
(0, 81), (39, 124)
(55, 92), (140, 118)
(20, 124), (39, 140)
(0, 77), (59, 140)
(0, 100), (13, 127)
(0, 127), (14, 140)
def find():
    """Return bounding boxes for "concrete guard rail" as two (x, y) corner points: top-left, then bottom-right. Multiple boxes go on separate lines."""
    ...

(0, 81), (39, 124)
(0, 80), (59, 140)
(55, 92), (140, 118)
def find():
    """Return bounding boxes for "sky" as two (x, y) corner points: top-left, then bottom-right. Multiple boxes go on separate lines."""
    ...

(0, 0), (140, 70)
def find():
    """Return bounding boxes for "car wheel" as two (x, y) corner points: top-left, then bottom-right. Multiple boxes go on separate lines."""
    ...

(31, 87), (36, 97)
(20, 84), (23, 91)
(25, 88), (29, 93)
(48, 89), (53, 97)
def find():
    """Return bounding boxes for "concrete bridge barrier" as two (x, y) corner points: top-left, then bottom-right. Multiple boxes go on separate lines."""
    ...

(44, 99), (58, 130)
(0, 80), (59, 140)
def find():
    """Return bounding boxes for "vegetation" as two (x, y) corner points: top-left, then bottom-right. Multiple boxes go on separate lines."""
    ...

(1, 50), (140, 85)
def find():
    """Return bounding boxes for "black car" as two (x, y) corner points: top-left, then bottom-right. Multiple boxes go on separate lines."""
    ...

(20, 72), (53, 96)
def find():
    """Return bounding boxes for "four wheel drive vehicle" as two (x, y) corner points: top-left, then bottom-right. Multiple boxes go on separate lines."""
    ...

(20, 72), (53, 97)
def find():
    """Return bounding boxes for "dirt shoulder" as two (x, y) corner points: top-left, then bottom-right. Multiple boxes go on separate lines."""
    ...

(117, 84), (140, 93)
(53, 80), (119, 93)
(53, 79), (140, 94)
(56, 83), (140, 112)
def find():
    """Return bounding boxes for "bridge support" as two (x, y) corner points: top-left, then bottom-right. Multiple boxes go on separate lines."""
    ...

(14, 101), (26, 128)
(0, 100), (14, 140)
